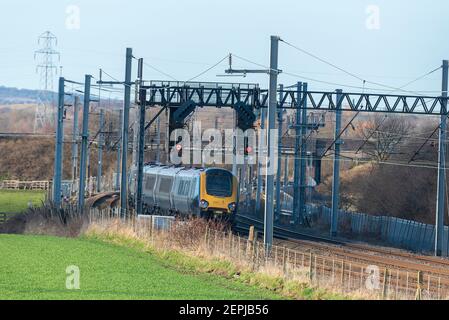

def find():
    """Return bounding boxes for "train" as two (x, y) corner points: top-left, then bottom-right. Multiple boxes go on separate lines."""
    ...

(128, 164), (239, 220)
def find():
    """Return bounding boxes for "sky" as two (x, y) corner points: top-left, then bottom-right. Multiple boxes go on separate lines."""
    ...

(0, 0), (448, 97)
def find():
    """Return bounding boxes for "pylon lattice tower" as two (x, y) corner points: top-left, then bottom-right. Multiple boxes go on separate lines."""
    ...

(34, 31), (60, 133)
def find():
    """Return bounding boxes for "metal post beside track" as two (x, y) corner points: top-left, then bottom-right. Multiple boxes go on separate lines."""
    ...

(293, 82), (302, 224)
(136, 89), (147, 216)
(331, 89), (343, 237)
(263, 35), (280, 251)
(78, 75), (92, 209)
(52, 77), (65, 207)
(275, 84), (284, 221)
(298, 82), (309, 223)
(120, 48), (133, 217)
(71, 95), (80, 185)
(97, 108), (105, 193)
(115, 109), (122, 191)
(435, 60), (448, 257)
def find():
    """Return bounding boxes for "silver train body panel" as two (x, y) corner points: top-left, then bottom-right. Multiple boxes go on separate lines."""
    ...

(129, 165), (203, 216)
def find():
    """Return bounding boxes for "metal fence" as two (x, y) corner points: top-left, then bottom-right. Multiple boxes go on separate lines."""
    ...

(302, 204), (446, 255)
(276, 190), (446, 255)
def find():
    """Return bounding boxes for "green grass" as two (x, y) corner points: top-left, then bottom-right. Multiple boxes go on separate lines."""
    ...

(87, 232), (348, 300)
(0, 190), (45, 213)
(0, 234), (284, 300)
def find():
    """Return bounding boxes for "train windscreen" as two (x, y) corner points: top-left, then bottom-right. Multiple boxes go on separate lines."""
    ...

(206, 170), (233, 197)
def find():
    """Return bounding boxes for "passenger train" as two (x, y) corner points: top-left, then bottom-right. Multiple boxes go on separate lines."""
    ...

(129, 164), (239, 220)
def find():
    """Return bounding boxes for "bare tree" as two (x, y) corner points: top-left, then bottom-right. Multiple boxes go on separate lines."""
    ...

(358, 115), (411, 161)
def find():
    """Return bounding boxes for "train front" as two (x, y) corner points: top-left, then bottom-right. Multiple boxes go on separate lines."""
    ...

(199, 168), (238, 219)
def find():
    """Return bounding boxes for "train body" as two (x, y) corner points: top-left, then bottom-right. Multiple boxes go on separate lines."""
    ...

(129, 164), (238, 219)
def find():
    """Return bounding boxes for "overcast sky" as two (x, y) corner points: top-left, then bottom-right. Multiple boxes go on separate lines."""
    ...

(1, 0), (448, 96)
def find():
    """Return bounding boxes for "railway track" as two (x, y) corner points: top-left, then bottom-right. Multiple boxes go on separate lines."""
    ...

(85, 192), (120, 209)
(86, 203), (449, 297)
(234, 213), (449, 280)
(86, 197), (449, 285)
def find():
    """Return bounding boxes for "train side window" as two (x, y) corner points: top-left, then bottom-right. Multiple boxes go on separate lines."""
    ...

(159, 178), (172, 193)
(145, 176), (156, 190)
(178, 180), (185, 194)
(184, 181), (191, 195)
(178, 180), (187, 196)
(177, 179), (191, 196)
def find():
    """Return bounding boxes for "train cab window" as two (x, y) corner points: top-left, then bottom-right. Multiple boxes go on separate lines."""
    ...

(206, 170), (233, 197)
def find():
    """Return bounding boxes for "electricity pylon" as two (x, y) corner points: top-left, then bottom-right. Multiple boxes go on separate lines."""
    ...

(34, 31), (60, 133)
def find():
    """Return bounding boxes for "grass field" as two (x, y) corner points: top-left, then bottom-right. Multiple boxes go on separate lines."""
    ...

(0, 190), (45, 213)
(0, 234), (283, 300)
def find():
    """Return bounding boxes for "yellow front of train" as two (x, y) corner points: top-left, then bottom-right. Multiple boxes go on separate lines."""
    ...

(199, 168), (238, 218)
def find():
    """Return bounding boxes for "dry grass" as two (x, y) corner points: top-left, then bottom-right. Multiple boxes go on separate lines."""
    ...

(84, 214), (385, 300)
(0, 137), (119, 181)
(2, 205), (431, 300)
(0, 202), (88, 237)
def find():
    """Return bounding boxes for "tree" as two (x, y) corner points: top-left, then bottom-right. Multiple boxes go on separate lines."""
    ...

(358, 115), (411, 161)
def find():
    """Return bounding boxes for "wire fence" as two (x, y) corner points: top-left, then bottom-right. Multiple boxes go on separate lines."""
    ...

(204, 229), (448, 300)
(88, 209), (449, 300)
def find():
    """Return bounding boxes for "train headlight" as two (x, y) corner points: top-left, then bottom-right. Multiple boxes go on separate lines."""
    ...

(200, 200), (209, 209)
(228, 202), (237, 212)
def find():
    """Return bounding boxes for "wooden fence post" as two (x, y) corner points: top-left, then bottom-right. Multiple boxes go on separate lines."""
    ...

(340, 260), (345, 287)
(309, 252), (314, 282)
(382, 268), (389, 300)
(274, 246), (278, 267)
(283, 248), (289, 275)
(249, 226), (255, 242)
(247, 226), (255, 258)
(255, 240), (260, 271)
(229, 233), (233, 256)
(238, 236), (241, 262)
(406, 272), (410, 300)
(415, 271), (423, 301)
(251, 231), (258, 271)
(204, 226), (209, 251)
(282, 247), (287, 275)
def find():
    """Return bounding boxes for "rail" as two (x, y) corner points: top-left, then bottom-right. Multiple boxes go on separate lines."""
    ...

(234, 213), (342, 245)
(234, 213), (449, 281)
